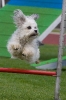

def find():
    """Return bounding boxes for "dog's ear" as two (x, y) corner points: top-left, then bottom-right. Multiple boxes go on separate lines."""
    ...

(13, 9), (26, 27)
(30, 14), (39, 20)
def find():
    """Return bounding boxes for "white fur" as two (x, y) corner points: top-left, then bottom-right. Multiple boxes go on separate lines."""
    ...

(7, 9), (40, 64)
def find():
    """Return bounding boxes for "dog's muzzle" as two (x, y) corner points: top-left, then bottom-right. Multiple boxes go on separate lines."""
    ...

(29, 30), (39, 37)
(30, 33), (38, 37)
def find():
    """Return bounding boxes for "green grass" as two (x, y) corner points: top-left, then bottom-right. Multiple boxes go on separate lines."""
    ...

(0, 45), (66, 100)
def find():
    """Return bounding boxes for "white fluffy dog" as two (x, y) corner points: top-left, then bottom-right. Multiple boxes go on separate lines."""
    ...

(7, 9), (40, 64)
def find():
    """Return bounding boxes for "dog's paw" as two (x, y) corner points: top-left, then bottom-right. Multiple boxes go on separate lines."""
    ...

(22, 53), (26, 57)
(22, 50), (33, 62)
(11, 43), (21, 51)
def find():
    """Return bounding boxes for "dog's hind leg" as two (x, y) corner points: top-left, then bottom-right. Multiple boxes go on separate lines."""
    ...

(35, 60), (40, 64)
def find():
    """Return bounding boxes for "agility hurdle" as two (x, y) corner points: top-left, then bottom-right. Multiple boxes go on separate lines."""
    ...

(0, 68), (56, 76)
(0, 0), (65, 100)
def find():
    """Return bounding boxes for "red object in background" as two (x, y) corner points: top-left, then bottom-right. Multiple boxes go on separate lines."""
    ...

(42, 34), (59, 45)
(0, 68), (56, 76)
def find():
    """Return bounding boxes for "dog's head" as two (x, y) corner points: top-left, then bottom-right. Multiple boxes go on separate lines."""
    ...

(13, 9), (39, 39)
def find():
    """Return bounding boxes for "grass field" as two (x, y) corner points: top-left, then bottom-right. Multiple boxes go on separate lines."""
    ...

(0, 45), (66, 100)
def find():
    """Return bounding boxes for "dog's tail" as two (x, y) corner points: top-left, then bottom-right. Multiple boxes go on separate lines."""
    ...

(37, 40), (44, 46)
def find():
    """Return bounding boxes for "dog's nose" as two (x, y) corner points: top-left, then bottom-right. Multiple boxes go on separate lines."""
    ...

(34, 30), (37, 33)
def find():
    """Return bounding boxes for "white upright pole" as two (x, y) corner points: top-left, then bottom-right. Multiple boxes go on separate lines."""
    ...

(54, 0), (66, 100)
(2, 0), (5, 7)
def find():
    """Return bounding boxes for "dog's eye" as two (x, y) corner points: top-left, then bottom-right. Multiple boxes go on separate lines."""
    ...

(27, 26), (31, 29)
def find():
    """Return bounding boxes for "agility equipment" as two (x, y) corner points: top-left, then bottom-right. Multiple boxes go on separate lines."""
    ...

(0, 67), (56, 76)
(32, 56), (66, 69)
(54, 0), (66, 99)
(0, 0), (65, 100)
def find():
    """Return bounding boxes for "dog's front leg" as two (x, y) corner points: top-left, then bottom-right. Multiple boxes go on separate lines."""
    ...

(7, 42), (22, 58)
